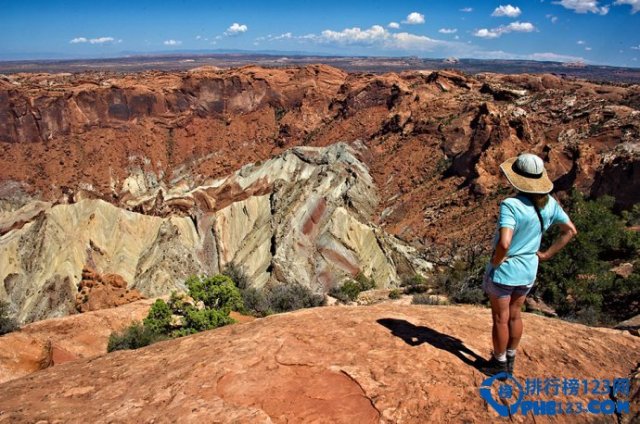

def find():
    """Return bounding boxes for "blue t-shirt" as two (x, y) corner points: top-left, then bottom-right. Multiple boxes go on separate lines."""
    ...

(488, 194), (570, 286)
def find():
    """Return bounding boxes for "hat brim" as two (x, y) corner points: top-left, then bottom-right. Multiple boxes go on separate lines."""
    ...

(500, 157), (554, 194)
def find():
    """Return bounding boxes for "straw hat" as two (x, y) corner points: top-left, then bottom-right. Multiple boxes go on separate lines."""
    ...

(499, 153), (553, 194)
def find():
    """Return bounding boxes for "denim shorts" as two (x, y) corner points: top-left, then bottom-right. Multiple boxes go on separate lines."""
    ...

(482, 272), (533, 299)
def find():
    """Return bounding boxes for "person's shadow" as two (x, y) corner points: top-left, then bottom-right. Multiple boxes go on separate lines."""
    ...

(377, 318), (488, 372)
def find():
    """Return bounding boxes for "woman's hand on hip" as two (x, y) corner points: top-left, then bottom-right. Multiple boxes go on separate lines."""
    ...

(537, 251), (551, 261)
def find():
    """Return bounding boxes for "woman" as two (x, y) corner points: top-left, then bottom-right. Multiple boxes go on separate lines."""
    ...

(483, 153), (577, 376)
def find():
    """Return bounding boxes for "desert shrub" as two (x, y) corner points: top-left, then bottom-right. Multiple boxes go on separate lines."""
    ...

(434, 249), (488, 305)
(223, 263), (250, 291)
(107, 322), (166, 352)
(109, 274), (243, 352)
(267, 283), (324, 313)
(412, 293), (449, 306)
(176, 308), (235, 336)
(242, 287), (271, 317)
(401, 274), (429, 294)
(143, 299), (172, 334)
(536, 191), (640, 325)
(330, 273), (376, 302)
(185, 274), (243, 313)
(0, 301), (19, 336)
(388, 289), (402, 299)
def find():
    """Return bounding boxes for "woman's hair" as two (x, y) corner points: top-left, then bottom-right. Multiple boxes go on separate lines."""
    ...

(521, 192), (549, 209)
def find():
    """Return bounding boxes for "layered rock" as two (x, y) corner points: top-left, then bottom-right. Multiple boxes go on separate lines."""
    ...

(1, 65), (638, 253)
(0, 303), (637, 423)
(0, 143), (430, 323)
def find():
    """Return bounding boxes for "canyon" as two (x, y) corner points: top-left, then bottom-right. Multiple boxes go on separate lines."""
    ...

(0, 64), (639, 322)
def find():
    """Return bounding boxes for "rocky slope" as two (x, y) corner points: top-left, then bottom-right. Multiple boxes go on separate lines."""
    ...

(0, 143), (430, 323)
(0, 303), (637, 423)
(0, 298), (155, 384)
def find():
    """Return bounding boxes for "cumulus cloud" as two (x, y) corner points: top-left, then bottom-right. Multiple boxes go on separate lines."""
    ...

(439, 28), (458, 34)
(614, 0), (640, 13)
(546, 14), (559, 22)
(388, 22), (400, 29)
(631, 45), (640, 50)
(70, 36), (116, 44)
(403, 12), (425, 24)
(577, 40), (586, 44)
(473, 21), (536, 38)
(300, 25), (463, 52)
(460, 7), (474, 12)
(492, 5), (522, 17)
(163, 39), (182, 46)
(225, 23), (248, 36)
(553, 0), (609, 14)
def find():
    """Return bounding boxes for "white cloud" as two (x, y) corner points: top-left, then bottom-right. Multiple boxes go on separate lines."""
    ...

(631, 45), (640, 50)
(577, 40), (586, 44)
(89, 37), (114, 44)
(528, 52), (585, 62)
(474, 21), (536, 38)
(460, 7), (474, 12)
(585, 47), (592, 50)
(305, 25), (463, 52)
(265, 32), (293, 41)
(163, 39), (182, 46)
(546, 14), (559, 22)
(614, 0), (640, 13)
(403, 12), (425, 24)
(70, 36), (116, 44)
(388, 22), (400, 29)
(195, 35), (202, 40)
(492, 5), (523, 17)
(553, 0), (609, 14)
(438, 28), (458, 34)
(474, 29), (501, 39)
(225, 23), (248, 36)
(320, 25), (389, 45)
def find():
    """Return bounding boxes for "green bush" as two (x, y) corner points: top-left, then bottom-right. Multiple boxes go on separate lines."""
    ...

(388, 289), (402, 300)
(0, 301), (18, 336)
(185, 274), (243, 313)
(177, 307), (235, 335)
(107, 322), (166, 352)
(400, 274), (429, 294)
(267, 283), (324, 313)
(330, 273), (376, 303)
(143, 299), (172, 334)
(109, 273), (243, 352)
(536, 191), (640, 325)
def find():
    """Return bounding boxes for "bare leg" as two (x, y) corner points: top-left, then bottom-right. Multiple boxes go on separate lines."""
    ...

(507, 294), (527, 350)
(489, 295), (511, 355)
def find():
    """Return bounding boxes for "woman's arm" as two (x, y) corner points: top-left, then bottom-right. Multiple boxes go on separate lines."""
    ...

(537, 221), (578, 261)
(491, 227), (513, 267)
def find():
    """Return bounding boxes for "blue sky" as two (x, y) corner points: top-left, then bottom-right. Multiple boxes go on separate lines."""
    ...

(1, 0), (639, 67)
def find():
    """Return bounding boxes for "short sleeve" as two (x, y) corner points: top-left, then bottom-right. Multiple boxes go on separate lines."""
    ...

(498, 201), (517, 229)
(550, 199), (570, 226)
